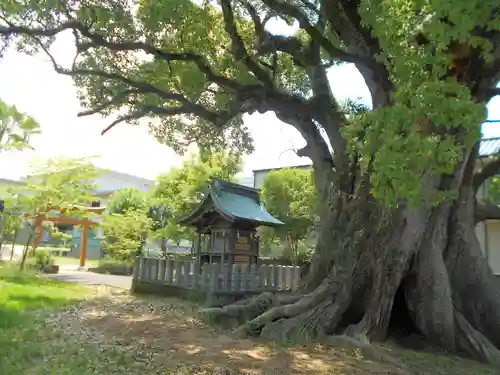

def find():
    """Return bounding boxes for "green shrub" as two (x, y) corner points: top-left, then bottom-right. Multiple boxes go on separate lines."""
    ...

(101, 210), (152, 262)
(98, 257), (134, 269)
(34, 250), (54, 267)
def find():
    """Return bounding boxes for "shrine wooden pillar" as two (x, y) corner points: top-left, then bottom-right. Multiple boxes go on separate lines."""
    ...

(79, 219), (89, 267)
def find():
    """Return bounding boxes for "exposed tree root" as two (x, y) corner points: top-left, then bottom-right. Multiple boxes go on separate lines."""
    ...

(233, 271), (345, 338)
(199, 292), (303, 329)
(454, 308), (500, 366)
(259, 286), (352, 342)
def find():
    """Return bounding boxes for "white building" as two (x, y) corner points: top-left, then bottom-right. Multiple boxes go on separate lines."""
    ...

(90, 169), (155, 207)
(252, 164), (312, 188)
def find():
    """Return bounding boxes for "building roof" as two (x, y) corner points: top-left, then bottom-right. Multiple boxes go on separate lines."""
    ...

(179, 178), (283, 228)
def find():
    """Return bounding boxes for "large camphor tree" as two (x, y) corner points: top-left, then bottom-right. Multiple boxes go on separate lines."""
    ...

(1, 0), (499, 364)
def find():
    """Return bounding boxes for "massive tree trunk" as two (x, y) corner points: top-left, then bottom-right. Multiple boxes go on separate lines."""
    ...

(200, 5), (500, 363)
(203, 145), (500, 366)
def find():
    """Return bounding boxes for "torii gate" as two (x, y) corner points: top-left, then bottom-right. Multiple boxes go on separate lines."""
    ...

(33, 205), (106, 267)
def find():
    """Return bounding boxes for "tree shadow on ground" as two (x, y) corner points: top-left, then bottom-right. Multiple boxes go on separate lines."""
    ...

(48, 289), (407, 375)
(43, 289), (496, 375)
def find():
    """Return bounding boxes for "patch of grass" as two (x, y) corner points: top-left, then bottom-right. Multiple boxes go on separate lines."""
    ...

(0, 265), (91, 374)
(0, 265), (85, 326)
(387, 346), (497, 375)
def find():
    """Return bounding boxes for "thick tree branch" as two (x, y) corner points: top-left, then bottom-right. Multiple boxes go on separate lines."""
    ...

(305, 44), (347, 163)
(36, 41), (242, 134)
(220, 0), (273, 86)
(77, 89), (140, 117)
(0, 10), (352, 154)
(0, 21), (81, 38)
(100, 105), (209, 135)
(475, 203), (500, 223)
(259, 0), (375, 68)
(0, 21), (247, 91)
(474, 156), (500, 192)
(319, 0), (392, 107)
(476, 87), (500, 103)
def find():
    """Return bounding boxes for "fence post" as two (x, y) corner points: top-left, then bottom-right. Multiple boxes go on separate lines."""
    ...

(258, 264), (267, 290)
(140, 257), (148, 281)
(240, 264), (250, 291)
(150, 258), (158, 281)
(175, 261), (183, 285)
(202, 262), (210, 291)
(210, 263), (221, 292)
(158, 258), (166, 282)
(285, 266), (293, 290)
(130, 257), (141, 292)
(249, 264), (258, 290)
(266, 265), (274, 291)
(293, 266), (300, 290)
(221, 262), (231, 291)
(273, 265), (279, 291)
(183, 262), (191, 287)
(232, 264), (241, 292)
(279, 266), (287, 290)
(165, 259), (174, 284)
(192, 261), (200, 289)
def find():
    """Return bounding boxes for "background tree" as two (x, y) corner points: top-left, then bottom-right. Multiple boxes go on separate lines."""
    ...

(7, 156), (101, 269)
(0, 98), (40, 152)
(0, 101), (40, 250)
(147, 201), (171, 256)
(106, 187), (149, 215)
(0, 193), (25, 260)
(2, 0), (500, 363)
(101, 209), (152, 263)
(151, 152), (242, 247)
(260, 168), (316, 263)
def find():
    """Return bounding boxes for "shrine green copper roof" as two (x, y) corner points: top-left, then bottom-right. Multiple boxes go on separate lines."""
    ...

(179, 179), (283, 227)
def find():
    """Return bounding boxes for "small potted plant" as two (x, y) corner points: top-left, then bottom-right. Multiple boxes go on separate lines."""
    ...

(36, 250), (59, 274)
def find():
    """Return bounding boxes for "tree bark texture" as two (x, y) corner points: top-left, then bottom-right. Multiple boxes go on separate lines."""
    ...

(203, 148), (500, 366)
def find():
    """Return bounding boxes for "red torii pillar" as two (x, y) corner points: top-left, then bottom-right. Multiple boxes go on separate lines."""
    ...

(33, 206), (105, 268)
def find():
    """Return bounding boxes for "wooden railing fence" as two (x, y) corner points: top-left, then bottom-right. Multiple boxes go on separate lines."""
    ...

(132, 257), (301, 293)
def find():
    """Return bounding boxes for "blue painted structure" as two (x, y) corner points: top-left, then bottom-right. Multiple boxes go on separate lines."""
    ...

(70, 226), (102, 260)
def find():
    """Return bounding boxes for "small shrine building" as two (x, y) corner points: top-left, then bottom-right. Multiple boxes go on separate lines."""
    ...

(178, 179), (283, 265)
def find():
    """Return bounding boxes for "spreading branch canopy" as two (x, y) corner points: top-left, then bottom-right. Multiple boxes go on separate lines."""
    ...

(0, 0), (499, 205)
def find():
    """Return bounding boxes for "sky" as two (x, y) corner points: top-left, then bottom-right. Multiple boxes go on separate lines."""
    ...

(0, 30), (499, 182)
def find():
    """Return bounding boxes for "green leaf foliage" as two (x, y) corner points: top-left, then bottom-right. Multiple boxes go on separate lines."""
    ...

(260, 168), (317, 261)
(151, 151), (242, 242)
(101, 209), (152, 262)
(0, 98), (41, 152)
(106, 187), (149, 215)
(1, 0), (498, 209)
(485, 176), (500, 204)
(6, 156), (102, 220)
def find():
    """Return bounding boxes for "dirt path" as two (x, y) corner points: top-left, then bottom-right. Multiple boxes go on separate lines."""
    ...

(34, 288), (496, 375)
